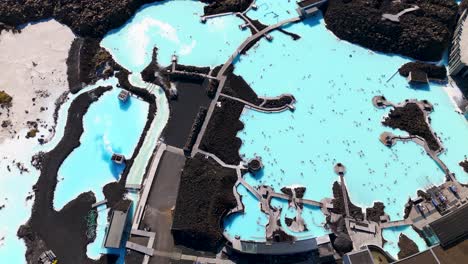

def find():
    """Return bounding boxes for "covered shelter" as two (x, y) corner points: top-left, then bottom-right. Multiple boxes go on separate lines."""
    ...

(449, 10), (468, 78)
(104, 200), (132, 249)
(428, 203), (468, 248)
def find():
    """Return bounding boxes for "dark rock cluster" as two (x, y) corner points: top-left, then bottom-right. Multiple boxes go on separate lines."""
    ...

(200, 97), (245, 165)
(200, 0), (253, 16)
(172, 154), (238, 252)
(397, 233), (420, 259)
(222, 72), (263, 105)
(366, 202), (385, 222)
(460, 160), (468, 173)
(183, 107), (208, 155)
(18, 86), (112, 264)
(324, 0), (459, 61)
(67, 38), (120, 93)
(263, 95), (294, 109)
(382, 102), (441, 152)
(461, 0), (468, 13)
(0, 1), (252, 38)
(331, 181), (364, 220)
(0, 0), (162, 38)
(399, 62), (447, 80)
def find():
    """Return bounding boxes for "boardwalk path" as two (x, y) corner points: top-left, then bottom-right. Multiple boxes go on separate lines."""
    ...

(220, 93), (293, 113)
(193, 16), (301, 155)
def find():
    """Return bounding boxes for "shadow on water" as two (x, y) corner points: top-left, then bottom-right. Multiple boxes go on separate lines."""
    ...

(301, 14), (321, 28)
(109, 162), (126, 180)
(409, 83), (430, 91)
(119, 96), (132, 111)
(250, 170), (265, 182)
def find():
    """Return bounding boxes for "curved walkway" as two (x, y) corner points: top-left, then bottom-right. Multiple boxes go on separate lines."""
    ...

(217, 16), (301, 79)
(220, 93), (293, 113)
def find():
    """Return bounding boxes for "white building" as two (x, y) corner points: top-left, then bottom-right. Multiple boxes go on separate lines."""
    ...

(449, 10), (468, 78)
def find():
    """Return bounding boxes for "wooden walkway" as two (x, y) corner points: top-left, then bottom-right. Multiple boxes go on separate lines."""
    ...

(270, 192), (322, 207)
(220, 93), (293, 113)
(192, 16), (301, 155)
(217, 16), (301, 79)
(380, 219), (412, 229)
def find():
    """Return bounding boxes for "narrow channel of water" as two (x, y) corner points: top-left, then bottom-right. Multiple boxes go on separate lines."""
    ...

(382, 225), (428, 259)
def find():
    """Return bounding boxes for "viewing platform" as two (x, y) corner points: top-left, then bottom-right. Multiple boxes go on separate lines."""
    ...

(118, 90), (130, 102)
(247, 157), (263, 174)
(111, 153), (125, 164)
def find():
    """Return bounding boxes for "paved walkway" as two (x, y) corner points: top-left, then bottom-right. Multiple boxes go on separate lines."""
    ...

(380, 219), (412, 229)
(340, 175), (350, 217)
(382, 6), (420, 22)
(238, 12), (259, 33)
(269, 192), (322, 207)
(192, 16), (300, 156)
(220, 93), (293, 113)
(132, 142), (166, 230)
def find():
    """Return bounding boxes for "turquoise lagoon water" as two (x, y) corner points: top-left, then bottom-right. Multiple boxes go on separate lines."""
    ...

(224, 185), (269, 241)
(0, 78), (121, 262)
(382, 225), (428, 259)
(101, 0), (249, 72)
(225, 12), (468, 241)
(271, 198), (328, 239)
(247, 0), (298, 25)
(54, 87), (149, 210)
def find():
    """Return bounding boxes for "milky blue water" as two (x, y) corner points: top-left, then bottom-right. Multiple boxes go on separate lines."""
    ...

(101, 0), (249, 73)
(271, 198), (328, 239)
(225, 11), (468, 241)
(247, 0), (298, 25)
(54, 87), (148, 210)
(382, 225), (428, 259)
(87, 195), (136, 262)
(224, 184), (268, 241)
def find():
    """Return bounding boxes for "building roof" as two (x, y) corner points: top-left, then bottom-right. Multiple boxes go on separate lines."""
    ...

(408, 71), (428, 84)
(460, 11), (468, 64)
(104, 200), (132, 248)
(344, 249), (374, 264)
(234, 237), (318, 255)
(297, 0), (326, 8)
(429, 203), (468, 247)
(395, 250), (438, 264)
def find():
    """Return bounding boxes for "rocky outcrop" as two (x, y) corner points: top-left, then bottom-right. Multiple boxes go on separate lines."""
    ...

(0, 1), (165, 38)
(324, 0), (458, 61)
(461, 0), (468, 13)
(332, 181), (364, 220)
(67, 38), (120, 93)
(397, 234), (420, 259)
(200, 97), (245, 165)
(460, 160), (468, 173)
(382, 102), (441, 152)
(399, 62), (447, 80)
(366, 202), (385, 222)
(200, 0), (253, 16)
(0, 1), (253, 38)
(172, 154), (238, 252)
(18, 87), (111, 264)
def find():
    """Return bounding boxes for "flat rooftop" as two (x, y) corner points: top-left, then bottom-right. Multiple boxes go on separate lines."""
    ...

(344, 249), (374, 264)
(429, 203), (468, 247)
(460, 11), (468, 64)
(297, 0), (326, 8)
